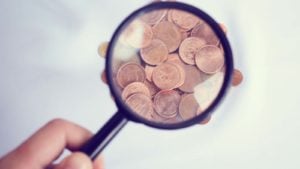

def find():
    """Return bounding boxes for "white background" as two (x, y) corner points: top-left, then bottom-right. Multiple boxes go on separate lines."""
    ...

(1, 0), (300, 169)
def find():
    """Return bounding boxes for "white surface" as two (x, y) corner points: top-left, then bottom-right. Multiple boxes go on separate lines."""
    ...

(1, 0), (300, 169)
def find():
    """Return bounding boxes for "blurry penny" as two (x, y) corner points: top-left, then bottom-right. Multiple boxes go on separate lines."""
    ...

(98, 42), (109, 58)
(179, 94), (200, 120)
(167, 53), (186, 67)
(145, 65), (155, 82)
(116, 62), (146, 88)
(144, 80), (160, 97)
(152, 62), (183, 90)
(140, 39), (168, 65)
(179, 65), (202, 93)
(171, 10), (201, 31)
(122, 20), (153, 48)
(126, 93), (153, 120)
(181, 31), (190, 41)
(195, 45), (224, 74)
(154, 90), (181, 118)
(121, 82), (151, 100)
(232, 69), (243, 86)
(191, 23), (219, 45)
(140, 9), (167, 25)
(153, 21), (182, 52)
(179, 37), (206, 65)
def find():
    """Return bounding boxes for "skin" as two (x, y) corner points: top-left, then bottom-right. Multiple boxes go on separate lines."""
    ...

(0, 119), (104, 169)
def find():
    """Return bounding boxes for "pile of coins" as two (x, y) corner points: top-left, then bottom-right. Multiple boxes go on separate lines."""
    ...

(113, 9), (225, 124)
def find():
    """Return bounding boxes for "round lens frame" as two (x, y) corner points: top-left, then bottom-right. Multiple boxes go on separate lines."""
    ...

(106, 2), (234, 130)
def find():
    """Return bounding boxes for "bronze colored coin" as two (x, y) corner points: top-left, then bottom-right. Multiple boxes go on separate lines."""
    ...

(152, 62), (183, 90)
(140, 39), (168, 66)
(191, 23), (219, 45)
(171, 10), (201, 31)
(125, 93), (153, 120)
(167, 53), (186, 67)
(179, 65), (202, 93)
(144, 80), (160, 97)
(232, 69), (243, 86)
(116, 62), (146, 88)
(154, 90), (181, 118)
(179, 37), (206, 65)
(145, 65), (155, 82)
(195, 45), (224, 74)
(179, 94), (200, 120)
(122, 20), (153, 48)
(152, 21), (182, 52)
(140, 9), (167, 25)
(121, 82), (151, 100)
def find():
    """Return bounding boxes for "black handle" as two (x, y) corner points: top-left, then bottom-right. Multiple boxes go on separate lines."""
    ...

(80, 111), (128, 160)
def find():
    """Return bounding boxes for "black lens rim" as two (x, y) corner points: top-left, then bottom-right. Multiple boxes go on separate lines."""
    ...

(106, 1), (234, 130)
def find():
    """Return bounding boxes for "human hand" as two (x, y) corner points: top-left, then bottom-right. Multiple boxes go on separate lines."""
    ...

(0, 119), (104, 169)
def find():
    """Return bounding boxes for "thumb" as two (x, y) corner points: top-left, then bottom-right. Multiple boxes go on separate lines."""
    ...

(54, 152), (92, 169)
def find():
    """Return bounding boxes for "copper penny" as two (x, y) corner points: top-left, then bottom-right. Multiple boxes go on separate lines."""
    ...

(121, 82), (151, 100)
(140, 39), (168, 65)
(152, 62), (183, 90)
(179, 65), (203, 93)
(191, 23), (219, 45)
(145, 65), (155, 82)
(167, 53), (186, 67)
(116, 62), (146, 88)
(140, 9), (167, 25)
(179, 37), (206, 65)
(171, 10), (201, 31)
(232, 69), (243, 86)
(122, 20), (153, 48)
(152, 21), (182, 52)
(154, 90), (181, 118)
(179, 94), (200, 120)
(195, 45), (224, 74)
(144, 80), (160, 97)
(125, 93), (153, 120)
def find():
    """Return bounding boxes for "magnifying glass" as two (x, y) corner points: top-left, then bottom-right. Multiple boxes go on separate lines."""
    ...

(80, 1), (233, 160)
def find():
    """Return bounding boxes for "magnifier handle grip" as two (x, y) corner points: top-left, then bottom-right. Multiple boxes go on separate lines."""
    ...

(80, 111), (128, 160)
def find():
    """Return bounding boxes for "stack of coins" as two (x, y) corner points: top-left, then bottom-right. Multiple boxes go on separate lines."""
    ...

(113, 9), (225, 124)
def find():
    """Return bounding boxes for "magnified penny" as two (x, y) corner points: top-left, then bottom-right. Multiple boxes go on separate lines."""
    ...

(191, 23), (219, 45)
(152, 62), (183, 90)
(179, 37), (206, 65)
(116, 62), (146, 88)
(140, 9), (167, 25)
(195, 45), (224, 74)
(154, 90), (181, 118)
(153, 21), (182, 52)
(179, 94), (200, 120)
(126, 93), (154, 120)
(121, 82), (151, 100)
(167, 53), (186, 67)
(123, 20), (153, 48)
(140, 39), (168, 65)
(145, 65), (155, 82)
(232, 69), (243, 86)
(144, 80), (160, 97)
(171, 9), (201, 31)
(179, 65), (202, 93)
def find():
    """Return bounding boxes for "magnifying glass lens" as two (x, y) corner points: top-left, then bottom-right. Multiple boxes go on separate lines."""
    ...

(110, 7), (226, 125)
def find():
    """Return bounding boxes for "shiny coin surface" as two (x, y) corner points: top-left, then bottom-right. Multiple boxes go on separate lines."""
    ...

(154, 90), (181, 118)
(121, 82), (151, 100)
(179, 65), (202, 93)
(191, 23), (219, 45)
(153, 21), (182, 52)
(123, 20), (153, 48)
(171, 9), (201, 31)
(116, 63), (146, 88)
(195, 45), (224, 74)
(140, 39), (168, 66)
(152, 62), (183, 90)
(179, 94), (200, 120)
(179, 37), (206, 65)
(126, 93), (154, 120)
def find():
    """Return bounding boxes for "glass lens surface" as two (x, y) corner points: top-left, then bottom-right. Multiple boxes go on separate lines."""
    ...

(110, 7), (227, 125)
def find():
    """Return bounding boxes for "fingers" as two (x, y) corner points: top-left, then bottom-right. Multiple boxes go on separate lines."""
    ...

(11, 119), (92, 168)
(97, 42), (108, 58)
(54, 152), (92, 169)
(219, 23), (228, 34)
(232, 69), (243, 86)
